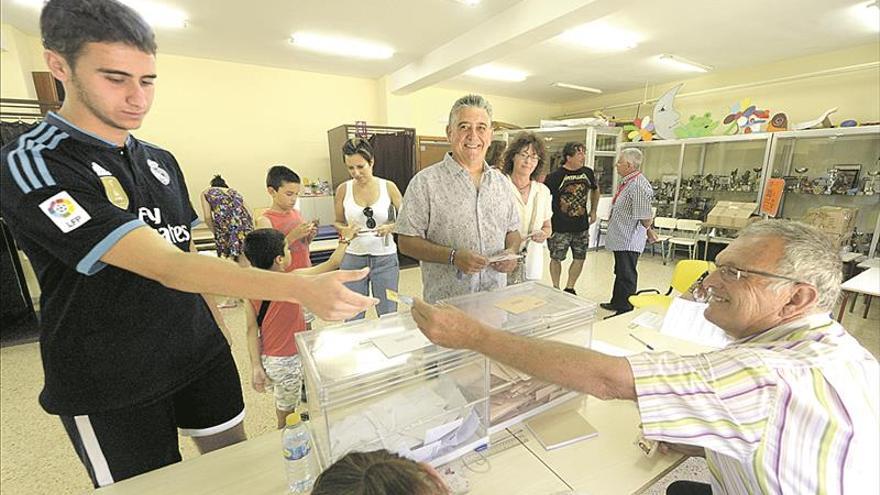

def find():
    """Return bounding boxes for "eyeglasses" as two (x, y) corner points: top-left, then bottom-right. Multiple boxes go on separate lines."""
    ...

(363, 206), (376, 229)
(715, 265), (805, 284)
(516, 151), (540, 162)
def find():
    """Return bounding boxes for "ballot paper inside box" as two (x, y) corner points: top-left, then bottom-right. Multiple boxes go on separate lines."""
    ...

(296, 313), (490, 469)
(441, 282), (597, 433)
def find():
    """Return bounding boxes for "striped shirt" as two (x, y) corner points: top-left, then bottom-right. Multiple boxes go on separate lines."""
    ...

(627, 313), (880, 494)
(605, 171), (653, 252)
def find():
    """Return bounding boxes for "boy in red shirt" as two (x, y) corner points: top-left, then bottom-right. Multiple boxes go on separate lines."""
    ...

(243, 228), (350, 427)
(255, 165), (317, 272)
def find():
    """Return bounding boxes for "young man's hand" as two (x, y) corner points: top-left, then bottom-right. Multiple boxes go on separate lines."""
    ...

(412, 298), (484, 350)
(251, 366), (268, 393)
(294, 268), (377, 321)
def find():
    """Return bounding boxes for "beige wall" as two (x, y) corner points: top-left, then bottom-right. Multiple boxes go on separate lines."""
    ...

(379, 76), (560, 136)
(557, 43), (880, 127)
(0, 24), (44, 99)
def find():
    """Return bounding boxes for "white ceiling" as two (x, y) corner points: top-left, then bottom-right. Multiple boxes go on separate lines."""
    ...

(1, 0), (878, 103)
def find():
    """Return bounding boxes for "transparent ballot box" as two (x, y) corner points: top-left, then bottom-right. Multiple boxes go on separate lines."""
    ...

(296, 314), (490, 469)
(441, 282), (597, 432)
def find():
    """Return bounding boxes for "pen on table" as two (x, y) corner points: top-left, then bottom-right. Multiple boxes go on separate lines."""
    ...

(629, 333), (655, 351)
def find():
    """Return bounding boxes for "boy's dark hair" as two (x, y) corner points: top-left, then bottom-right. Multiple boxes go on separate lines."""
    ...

(41, 0), (157, 67)
(266, 165), (301, 190)
(210, 174), (228, 188)
(244, 229), (285, 270)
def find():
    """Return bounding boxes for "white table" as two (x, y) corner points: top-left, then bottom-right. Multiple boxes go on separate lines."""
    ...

(837, 267), (880, 321)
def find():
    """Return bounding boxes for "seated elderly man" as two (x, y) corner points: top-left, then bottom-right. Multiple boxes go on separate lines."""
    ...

(413, 220), (879, 495)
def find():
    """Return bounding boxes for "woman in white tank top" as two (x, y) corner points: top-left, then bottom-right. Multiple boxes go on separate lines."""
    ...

(334, 138), (403, 319)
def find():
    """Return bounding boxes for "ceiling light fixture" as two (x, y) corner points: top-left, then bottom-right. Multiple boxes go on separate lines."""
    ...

(559, 22), (640, 51)
(452, 0), (481, 6)
(551, 82), (603, 94)
(853, 1), (880, 31)
(658, 54), (713, 72)
(289, 32), (394, 59)
(15, 0), (188, 28)
(124, 0), (188, 29)
(464, 64), (528, 82)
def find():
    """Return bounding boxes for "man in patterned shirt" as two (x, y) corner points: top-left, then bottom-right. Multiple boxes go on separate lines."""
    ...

(413, 220), (879, 495)
(396, 94), (520, 303)
(601, 147), (658, 315)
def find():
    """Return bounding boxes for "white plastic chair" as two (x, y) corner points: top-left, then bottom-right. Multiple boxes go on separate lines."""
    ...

(652, 216), (677, 264)
(667, 219), (702, 261)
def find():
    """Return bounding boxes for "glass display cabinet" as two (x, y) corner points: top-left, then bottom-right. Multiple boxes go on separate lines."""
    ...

(764, 125), (880, 255)
(619, 133), (772, 221)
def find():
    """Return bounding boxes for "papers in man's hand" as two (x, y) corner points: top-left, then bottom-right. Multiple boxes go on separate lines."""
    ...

(371, 330), (433, 358)
(487, 252), (522, 263)
(386, 289), (414, 306)
(628, 311), (664, 331)
(660, 298), (732, 349)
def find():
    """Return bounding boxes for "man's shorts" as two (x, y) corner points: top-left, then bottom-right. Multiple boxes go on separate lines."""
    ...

(59, 349), (245, 488)
(261, 354), (303, 412)
(548, 230), (590, 261)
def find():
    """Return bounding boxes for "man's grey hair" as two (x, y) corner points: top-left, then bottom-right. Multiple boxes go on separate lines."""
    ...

(619, 148), (643, 169)
(739, 220), (842, 311)
(448, 94), (493, 128)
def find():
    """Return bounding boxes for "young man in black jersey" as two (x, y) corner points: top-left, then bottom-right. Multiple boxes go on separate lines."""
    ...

(0, 0), (375, 487)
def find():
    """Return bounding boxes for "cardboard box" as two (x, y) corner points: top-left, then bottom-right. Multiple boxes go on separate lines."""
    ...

(722, 202), (758, 228)
(707, 201), (756, 228)
(801, 206), (858, 238)
(706, 201), (733, 226)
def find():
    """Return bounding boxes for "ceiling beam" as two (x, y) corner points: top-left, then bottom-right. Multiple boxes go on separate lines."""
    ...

(388, 0), (619, 95)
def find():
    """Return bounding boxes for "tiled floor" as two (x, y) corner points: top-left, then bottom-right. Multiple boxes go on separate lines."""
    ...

(1, 250), (877, 494)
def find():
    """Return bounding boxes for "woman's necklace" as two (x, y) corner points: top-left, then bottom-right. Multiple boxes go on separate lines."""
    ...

(512, 176), (531, 191)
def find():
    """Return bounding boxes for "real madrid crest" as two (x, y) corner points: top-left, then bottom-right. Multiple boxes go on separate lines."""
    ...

(147, 159), (171, 186)
(91, 162), (129, 210)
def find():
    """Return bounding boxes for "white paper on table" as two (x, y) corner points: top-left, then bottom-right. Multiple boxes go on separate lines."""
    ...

(371, 331), (433, 358)
(424, 417), (464, 444)
(659, 298), (733, 349)
(591, 339), (638, 357)
(628, 311), (664, 331)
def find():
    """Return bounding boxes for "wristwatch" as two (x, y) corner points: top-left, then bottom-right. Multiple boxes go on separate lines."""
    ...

(448, 248), (457, 265)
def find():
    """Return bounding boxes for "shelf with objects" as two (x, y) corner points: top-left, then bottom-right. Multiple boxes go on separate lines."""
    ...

(762, 125), (880, 260)
(617, 132), (773, 261)
(493, 126), (622, 249)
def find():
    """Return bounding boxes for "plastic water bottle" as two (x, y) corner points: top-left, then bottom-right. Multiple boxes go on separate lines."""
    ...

(282, 413), (316, 494)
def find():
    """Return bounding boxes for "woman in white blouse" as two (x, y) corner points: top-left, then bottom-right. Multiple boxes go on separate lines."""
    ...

(334, 138), (403, 319)
(502, 132), (552, 283)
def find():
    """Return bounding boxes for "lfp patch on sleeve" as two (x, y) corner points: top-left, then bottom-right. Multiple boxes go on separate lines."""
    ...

(39, 191), (91, 233)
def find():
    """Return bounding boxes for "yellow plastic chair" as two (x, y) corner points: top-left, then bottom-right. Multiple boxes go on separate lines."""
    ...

(628, 260), (716, 310)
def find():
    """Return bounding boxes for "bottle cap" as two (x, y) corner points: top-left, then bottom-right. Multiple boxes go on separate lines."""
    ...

(285, 412), (300, 427)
